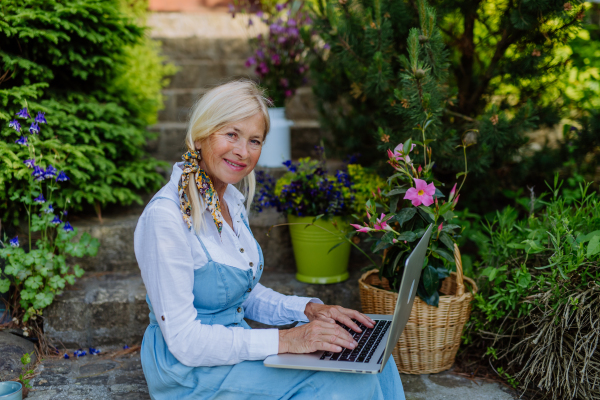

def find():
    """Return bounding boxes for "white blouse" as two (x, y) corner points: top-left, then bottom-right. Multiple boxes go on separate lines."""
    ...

(134, 163), (321, 367)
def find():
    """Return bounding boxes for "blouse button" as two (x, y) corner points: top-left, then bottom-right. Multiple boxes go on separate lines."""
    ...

(247, 288), (252, 293)
(240, 248), (245, 253)
(237, 307), (242, 313)
(161, 316), (165, 321)
(249, 262), (254, 267)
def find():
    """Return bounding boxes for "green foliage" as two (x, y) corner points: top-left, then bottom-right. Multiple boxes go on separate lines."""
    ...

(472, 178), (600, 326)
(308, 0), (586, 211)
(18, 351), (35, 389)
(346, 164), (385, 217)
(0, 0), (172, 226)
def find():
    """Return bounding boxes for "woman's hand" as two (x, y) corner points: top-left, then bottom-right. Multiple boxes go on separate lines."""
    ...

(278, 320), (358, 354)
(304, 302), (375, 334)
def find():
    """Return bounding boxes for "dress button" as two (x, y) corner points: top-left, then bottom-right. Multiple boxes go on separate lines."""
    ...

(237, 307), (242, 313)
(249, 262), (254, 267)
(240, 248), (244, 253)
(259, 265), (263, 270)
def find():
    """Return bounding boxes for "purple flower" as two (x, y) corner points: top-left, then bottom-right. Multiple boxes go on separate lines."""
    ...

(269, 23), (285, 35)
(123, 345), (130, 349)
(275, 3), (285, 11)
(44, 165), (57, 179)
(63, 353), (69, 359)
(51, 215), (62, 224)
(15, 136), (28, 146)
(324, 43), (331, 50)
(248, 18), (253, 26)
(256, 11), (263, 17)
(34, 194), (45, 204)
(280, 78), (289, 88)
(9, 120), (21, 132)
(287, 27), (299, 36)
(32, 165), (45, 181)
(285, 89), (293, 97)
(63, 222), (74, 232)
(256, 62), (269, 76)
(29, 121), (39, 134)
(56, 171), (69, 182)
(256, 49), (265, 59)
(45, 203), (54, 213)
(271, 53), (281, 65)
(74, 349), (86, 357)
(23, 159), (35, 168)
(9, 236), (19, 247)
(16, 108), (30, 119)
(63, 210), (68, 216)
(35, 112), (47, 124)
(288, 19), (297, 27)
(228, 4), (235, 17)
(89, 347), (101, 355)
(298, 65), (307, 74)
(245, 57), (257, 67)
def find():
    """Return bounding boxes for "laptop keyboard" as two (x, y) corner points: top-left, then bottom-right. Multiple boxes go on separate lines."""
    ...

(319, 319), (390, 363)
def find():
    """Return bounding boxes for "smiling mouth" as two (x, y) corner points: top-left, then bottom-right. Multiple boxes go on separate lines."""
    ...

(224, 159), (246, 168)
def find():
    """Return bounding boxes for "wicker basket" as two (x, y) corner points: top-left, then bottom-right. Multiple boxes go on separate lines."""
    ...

(358, 244), (477, 374)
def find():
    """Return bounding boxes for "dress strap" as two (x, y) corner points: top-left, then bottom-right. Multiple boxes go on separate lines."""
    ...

(149, 195), (214, 262)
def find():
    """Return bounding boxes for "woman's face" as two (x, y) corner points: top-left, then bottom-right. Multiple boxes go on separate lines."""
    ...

(196, 112), (265, 188)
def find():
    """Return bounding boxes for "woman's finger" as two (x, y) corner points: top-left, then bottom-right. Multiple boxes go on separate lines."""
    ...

(338, 307), (375, 330)
(312, 322), (356, 345)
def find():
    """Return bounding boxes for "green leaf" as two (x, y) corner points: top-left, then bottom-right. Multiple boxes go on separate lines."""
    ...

(390, 195), (399, 214)
(439, 232), (454, 251)
(386, 187), (407, 196)
(327, 241), (345, 254)
(456, 172), (466, 178)
(433, 248), (454, 263)
(393, 207), (417, 227)
(396, 231), (417, 242)
(422, 265), (439, 296)
(0, 278), (10, 293)
(587, 235), (600, 258)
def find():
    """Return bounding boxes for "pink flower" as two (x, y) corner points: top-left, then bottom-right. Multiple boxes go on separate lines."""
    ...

(392, 239), (398, 244)
(453, 194), (460, 206)
(393, 142), (416, 162)
(449, 183), (457, 201)
(285, 90), (293, 97)
(374, 214), (392, 231)
(404, 179), (436, 207)
(351, 224), (372, 233)
(438, 223), (443, 233)
(417, 165), (422, 174)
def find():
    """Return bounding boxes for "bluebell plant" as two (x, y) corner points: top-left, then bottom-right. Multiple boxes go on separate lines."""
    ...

(0, 106), (99, 323)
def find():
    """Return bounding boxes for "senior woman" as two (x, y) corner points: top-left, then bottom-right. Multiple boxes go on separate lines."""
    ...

(134, 80), (405, 399)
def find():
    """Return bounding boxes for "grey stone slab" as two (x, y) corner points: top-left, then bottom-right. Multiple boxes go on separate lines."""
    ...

(166, 59), (253, 90)
(45, 272), (148, 348)
(0, 331), (37, 381)
(157, 37), (253, 61)
(146, 122), (187, 162)
(285, 87), (320, 121)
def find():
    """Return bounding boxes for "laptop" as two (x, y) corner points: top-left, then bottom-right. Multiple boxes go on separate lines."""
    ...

(264, 223), (434, 374)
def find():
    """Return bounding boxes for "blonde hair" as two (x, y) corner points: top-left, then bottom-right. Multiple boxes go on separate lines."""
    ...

(185, 79), (271, 234)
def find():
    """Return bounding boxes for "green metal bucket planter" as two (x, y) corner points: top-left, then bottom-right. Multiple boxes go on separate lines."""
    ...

(287, 215), (351, 284)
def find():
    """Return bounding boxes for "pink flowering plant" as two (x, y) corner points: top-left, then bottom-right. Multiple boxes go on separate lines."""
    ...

(351, 116), (473, 306)
(232, 1), (313, 107)
(0, 105), (99, 323)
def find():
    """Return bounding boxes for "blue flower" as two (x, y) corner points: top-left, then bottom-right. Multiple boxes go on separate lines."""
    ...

(56, 171), (69, 182)
(74, 349), (87, 357)
(15, 136), (28, 146)
(123, 345), (129, 349)
(63, 210), (68, 216)
(34, 194), (45, 204)
(16, 108), (30, 119)
(23, 159), (35, 168)
(89, 347), (101, 355)
(45, 203), (54, 213)
(44, 165), (57, 179)
(29, 121), (39, 134)
(51, 215), (62, 224)
(9, 236), (19, 247)
(63, 222), (74, 232)
(8, 120), (21, 132)
(63, 353), (70, 359)
(35, 112), (47, 124)
(32, 166), (45, 181)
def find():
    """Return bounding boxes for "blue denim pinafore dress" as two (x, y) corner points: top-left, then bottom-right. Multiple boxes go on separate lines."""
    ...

(141, 197), (405, 399)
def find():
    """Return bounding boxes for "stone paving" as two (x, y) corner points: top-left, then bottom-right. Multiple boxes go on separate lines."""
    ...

(21, 347), (516, 400)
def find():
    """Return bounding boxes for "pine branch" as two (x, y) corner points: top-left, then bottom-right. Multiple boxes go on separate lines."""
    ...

(443, 108), (476, 122)
(338, 35), (365, 66)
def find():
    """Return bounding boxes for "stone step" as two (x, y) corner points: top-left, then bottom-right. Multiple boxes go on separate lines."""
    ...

(148, 121), (324, 163)
(71, 208), (296, 274)
(45, 267), (366, 348)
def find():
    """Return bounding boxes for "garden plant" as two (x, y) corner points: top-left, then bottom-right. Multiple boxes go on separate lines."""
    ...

(0, 0), (174, 227)
(0, 107), (99, 347)
(307, 0), (589, 211)
(463, 177), (600, 400)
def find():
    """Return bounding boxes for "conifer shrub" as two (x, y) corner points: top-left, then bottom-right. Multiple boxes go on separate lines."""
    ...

(307, 0), (586, 210)
(0, 0), (174, 226)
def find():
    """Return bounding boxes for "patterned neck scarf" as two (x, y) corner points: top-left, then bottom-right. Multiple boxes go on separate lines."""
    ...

(178, 150), (224, 236)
